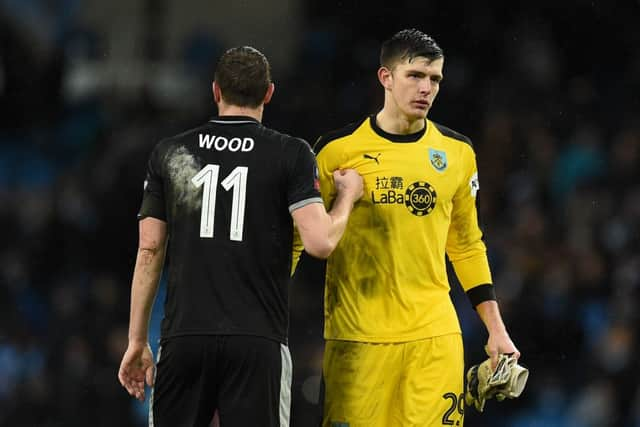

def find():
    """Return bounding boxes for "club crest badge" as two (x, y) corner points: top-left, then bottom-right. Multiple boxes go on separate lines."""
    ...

(429, 148), (447, 172)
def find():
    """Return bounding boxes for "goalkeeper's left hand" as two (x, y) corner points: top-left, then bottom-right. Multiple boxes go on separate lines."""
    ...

(485, 329), (520, 370)
(465, 353), (529, 412)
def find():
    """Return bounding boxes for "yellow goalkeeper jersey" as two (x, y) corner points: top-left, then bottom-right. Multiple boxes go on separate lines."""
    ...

(314, 116), (493, 343)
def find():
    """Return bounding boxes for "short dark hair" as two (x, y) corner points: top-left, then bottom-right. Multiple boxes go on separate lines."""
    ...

(214, 46), (271, 108)
(380, 29), (444, 68)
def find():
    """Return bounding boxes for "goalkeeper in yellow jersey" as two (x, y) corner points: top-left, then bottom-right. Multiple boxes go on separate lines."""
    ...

(303, 29), (522, 426)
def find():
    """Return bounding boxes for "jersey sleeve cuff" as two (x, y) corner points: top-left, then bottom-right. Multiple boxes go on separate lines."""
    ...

(137, 212), (167, 221)
(138, 192), (167, 221)
(288, 197), (323, 213)
(465, 284), (496, 308)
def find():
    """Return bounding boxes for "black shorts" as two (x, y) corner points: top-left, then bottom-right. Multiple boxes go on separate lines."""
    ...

(150, 335), (292, 427)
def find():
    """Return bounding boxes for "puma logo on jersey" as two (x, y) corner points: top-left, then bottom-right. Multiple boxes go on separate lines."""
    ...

(363, 153), (381, 164)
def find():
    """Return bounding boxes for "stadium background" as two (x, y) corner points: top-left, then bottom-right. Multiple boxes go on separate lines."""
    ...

(1, 0), (639, 425)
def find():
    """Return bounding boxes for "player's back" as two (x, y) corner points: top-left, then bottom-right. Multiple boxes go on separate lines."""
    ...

(141, 116), (318, 344)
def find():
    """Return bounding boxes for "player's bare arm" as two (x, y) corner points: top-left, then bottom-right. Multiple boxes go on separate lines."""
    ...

(476, 300), (520, 368)
(118, 217), (167, 401)
(292, 168), (363, 259)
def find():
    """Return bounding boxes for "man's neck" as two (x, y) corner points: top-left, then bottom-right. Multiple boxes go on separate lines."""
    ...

(375, 108), (425, 135)
(217, 104), (264, 122)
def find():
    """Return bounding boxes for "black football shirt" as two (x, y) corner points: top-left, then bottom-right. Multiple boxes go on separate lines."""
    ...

(138, 116), (322, 344)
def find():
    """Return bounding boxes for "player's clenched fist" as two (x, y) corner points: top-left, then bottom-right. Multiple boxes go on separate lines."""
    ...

(333, 169), (364, 202)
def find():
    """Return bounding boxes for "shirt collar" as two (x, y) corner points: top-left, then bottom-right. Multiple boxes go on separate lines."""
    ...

(209, 115), (260, 125)
(369, 115), (426, 143)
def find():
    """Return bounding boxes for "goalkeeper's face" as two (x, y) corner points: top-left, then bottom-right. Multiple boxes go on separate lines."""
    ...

(380, 56), (444, 122)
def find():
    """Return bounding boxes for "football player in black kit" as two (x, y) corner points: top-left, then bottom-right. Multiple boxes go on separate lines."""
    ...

(117, 46), (363, 427)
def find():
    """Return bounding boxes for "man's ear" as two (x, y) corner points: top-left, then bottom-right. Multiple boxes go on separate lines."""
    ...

(213, 81), (222, 103)
(263, 82), (275, 105)
(377, 66), (393, 90)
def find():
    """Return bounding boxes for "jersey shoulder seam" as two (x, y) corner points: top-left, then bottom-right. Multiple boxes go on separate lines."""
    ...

(314, 118), (366, 154)
(432, 121), (474, 148)
(167, 122), (212, 142)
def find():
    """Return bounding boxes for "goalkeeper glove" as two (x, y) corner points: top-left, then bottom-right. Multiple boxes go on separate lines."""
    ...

(465, 353), (529, 412)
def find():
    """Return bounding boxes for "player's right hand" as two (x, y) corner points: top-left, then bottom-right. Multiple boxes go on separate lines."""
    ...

(333, 169), (364, 202)
(118, 341), (155, 402)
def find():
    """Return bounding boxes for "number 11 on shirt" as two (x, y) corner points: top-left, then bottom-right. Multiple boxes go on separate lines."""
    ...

(191, 164), (248, 241)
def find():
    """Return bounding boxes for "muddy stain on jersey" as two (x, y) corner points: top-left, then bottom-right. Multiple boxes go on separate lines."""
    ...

(166, 145), (203, 211)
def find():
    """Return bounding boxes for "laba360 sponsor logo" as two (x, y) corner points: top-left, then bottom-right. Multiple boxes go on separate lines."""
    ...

(371, 180), (437, 216)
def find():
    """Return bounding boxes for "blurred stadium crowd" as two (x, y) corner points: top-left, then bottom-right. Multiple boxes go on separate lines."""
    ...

(1, 1), (639, 426)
